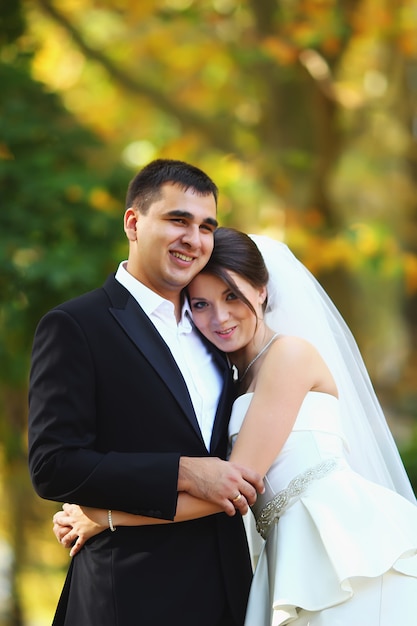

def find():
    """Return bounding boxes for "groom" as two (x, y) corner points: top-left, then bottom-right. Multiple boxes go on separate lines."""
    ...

(28, 159), (263, 626)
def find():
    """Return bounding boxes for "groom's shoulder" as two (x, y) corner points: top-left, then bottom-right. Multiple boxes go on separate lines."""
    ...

(51, 273), (124, 317)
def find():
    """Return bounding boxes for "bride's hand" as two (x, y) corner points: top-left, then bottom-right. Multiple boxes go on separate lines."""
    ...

(53, 503), (108, 557)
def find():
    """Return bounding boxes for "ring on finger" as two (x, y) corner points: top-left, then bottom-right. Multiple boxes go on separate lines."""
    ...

(232, 493), (242, 503)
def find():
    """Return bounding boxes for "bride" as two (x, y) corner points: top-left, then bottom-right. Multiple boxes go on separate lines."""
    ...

(53, 227), (417, 625)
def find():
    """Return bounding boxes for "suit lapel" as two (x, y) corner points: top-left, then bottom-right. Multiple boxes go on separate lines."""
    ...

(210, 364), (235, 454)
(104, 276), (203, 442)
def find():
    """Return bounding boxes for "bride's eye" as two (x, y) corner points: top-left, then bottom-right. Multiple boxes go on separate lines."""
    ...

(226, 292), (238, 301)
(191, 300), (208, 311)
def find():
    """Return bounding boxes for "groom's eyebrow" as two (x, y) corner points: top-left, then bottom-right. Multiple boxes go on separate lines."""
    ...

(165, 209), (218, 229)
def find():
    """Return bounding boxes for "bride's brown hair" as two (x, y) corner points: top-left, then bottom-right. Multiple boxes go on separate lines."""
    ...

(198, 227), (269, 317)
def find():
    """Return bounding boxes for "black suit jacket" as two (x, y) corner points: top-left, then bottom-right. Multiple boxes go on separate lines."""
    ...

(28, 275), (252, 626)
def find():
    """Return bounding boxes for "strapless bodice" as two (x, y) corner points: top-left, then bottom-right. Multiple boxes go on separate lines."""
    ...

(228, 391), (349, 512)
(229, 391), (345, 439)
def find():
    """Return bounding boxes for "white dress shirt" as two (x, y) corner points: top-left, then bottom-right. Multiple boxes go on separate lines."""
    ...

(115, 262), (223, 450)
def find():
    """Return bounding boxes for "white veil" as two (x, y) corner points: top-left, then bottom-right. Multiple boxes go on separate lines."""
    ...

(250, 234), (416, 503)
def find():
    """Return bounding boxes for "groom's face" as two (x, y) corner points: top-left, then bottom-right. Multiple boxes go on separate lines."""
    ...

(125, 182), (217, 304)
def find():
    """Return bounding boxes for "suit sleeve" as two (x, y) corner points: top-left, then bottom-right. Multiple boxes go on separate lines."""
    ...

(28, 308), (180, 519)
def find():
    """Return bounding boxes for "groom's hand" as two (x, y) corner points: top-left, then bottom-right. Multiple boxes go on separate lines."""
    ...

(178, 457), (264, 516)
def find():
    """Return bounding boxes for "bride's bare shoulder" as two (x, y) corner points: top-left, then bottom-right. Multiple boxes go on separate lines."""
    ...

(273, 334), (315, 355)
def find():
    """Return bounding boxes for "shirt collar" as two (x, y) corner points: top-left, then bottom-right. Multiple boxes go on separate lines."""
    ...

(115, 261), (193, 331)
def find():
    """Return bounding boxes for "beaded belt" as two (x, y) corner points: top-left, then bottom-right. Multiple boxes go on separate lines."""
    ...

(255, 458), (340, 540)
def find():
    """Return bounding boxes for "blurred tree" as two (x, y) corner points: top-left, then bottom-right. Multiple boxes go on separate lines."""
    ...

(0, 3), (130, 623)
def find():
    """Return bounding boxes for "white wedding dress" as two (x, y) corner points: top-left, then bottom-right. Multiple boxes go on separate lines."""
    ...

(229, 391), (417, 626)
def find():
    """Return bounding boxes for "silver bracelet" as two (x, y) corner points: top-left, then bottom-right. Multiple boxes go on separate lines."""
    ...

(108, 509), (116, 532)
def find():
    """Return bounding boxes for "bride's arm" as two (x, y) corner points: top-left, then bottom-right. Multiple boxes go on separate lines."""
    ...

(53, 494), (221, 556)
(53, 453), (264, 556)
(229, 338), (322, 475)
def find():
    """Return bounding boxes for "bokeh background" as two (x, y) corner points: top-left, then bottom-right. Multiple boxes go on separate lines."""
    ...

(1, 0), (417, 624)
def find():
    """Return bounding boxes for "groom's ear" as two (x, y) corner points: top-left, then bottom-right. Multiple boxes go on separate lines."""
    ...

(124, 208), (139, 241)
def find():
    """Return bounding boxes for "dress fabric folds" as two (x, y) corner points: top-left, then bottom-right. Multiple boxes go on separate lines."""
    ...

(229, 392), (417, 626)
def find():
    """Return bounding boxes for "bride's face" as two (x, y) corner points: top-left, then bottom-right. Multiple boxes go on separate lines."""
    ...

(188, 271), (266, 353)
